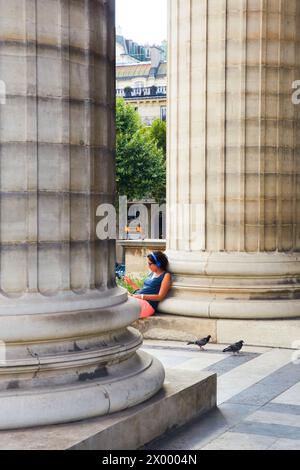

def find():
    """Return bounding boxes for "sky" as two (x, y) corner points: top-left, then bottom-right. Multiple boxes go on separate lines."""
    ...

(116, 0), (167, 45)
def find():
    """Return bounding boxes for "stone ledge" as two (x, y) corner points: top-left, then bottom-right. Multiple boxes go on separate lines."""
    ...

(117, 239), (166, 248)
(133, 315), (300, 349)
(133, 316), (217, 343)
(0, 369), (216, 450)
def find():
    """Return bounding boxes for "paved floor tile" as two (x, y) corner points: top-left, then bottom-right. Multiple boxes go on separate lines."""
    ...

(232, 421), (300, 440)
(142, 341), (300, 450)
(244, 409), (300, 428)
(201, 431), (277, 450)
(176, 354), (226, 370)
(272, 381), (300, 406)
(226, 363), (300, 407)
(205, 353), (259, 376)
(218, 349), (293, 405)
(144, 403), (257, 450)
(263, 403), (300, 416)
(268, 438), (300, 450)
(142, 350), (193, 368)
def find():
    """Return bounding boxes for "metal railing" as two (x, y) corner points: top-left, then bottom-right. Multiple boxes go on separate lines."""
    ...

(116, 86), (167, 99)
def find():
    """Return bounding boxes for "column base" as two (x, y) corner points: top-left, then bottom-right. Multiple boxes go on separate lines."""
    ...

(161, 251), (300, 319)
(0, 368), (216, 449)
(0, 290), (165, 429)
(0, 351), (165, 430)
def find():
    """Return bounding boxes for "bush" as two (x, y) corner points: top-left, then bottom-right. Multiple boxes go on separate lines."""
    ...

(116, 273), (148, 293)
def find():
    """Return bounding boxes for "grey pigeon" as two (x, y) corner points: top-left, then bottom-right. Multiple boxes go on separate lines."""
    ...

(223, 340), (244, 354)
(187, 335), (211, 351)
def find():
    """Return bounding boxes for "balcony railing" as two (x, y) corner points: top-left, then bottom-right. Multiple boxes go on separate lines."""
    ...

(116, 86), (167, 99)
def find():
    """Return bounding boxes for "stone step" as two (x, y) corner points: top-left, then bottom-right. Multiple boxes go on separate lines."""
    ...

(0, 369), (216, 450)
(133, 315), (300, 349)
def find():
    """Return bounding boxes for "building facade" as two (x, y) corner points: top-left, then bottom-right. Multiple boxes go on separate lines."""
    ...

(116, 30), (167, 65)
(116, 48), (167, 126)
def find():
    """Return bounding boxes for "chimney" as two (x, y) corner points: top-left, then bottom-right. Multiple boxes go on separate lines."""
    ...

(150, 46), (161, 69)
(149, 47), (161, 77)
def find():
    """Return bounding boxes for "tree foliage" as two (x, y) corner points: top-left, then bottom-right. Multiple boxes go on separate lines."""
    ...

(116, 99), (166, 203)
(148, 118), (167, 158)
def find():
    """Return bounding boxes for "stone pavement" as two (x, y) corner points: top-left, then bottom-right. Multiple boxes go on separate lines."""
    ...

(141, 340), (300, 450)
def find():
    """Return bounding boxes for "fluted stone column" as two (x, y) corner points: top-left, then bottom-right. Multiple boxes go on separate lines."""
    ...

(162, 0), (300, 319)
(0, 0), (164, 429)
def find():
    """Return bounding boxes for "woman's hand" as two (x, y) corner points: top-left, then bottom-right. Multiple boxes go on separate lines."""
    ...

(124, 276), (135, 286)
(123, 276), (140, 291)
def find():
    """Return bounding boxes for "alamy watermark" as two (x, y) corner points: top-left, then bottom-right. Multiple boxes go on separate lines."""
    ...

(291, 341), (300, 365)
(1, 81), (7, 366)
(0, 80), (6, 105)
(292, 80), (300, 105)
(0, 341), (6, 366)
(96, 196), (206, 248)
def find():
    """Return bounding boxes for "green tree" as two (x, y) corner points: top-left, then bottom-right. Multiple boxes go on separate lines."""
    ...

(148, 118), (167, 158)
(116, 99), (166, 203)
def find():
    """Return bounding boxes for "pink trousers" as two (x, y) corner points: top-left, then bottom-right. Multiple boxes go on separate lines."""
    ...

(136, 298), (155, 318)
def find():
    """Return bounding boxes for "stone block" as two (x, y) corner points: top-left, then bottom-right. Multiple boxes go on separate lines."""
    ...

(0, 369), (216, 450)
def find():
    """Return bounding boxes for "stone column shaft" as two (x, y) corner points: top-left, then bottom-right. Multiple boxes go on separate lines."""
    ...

(0, 0), (164, 429)
(162, 0), (300, 319)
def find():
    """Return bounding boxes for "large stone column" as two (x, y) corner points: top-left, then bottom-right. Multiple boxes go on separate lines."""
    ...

(0, 0), (164, 429)
(162, 0), (300, 319)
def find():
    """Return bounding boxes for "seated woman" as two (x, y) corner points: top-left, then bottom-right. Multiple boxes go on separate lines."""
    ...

(124, 251), (172, 319)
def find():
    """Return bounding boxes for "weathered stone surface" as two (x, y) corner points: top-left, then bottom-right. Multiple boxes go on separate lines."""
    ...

(0, 368), (216, 450)
(163, 0), (300, 320)
(0, 0), (164, 429)
(133, 314), (300, 349)
(133, 315), (217, 342)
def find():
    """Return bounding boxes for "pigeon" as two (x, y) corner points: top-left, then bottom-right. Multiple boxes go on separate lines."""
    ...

(187, 335), (212, 351)
(223, 340), (244, 355)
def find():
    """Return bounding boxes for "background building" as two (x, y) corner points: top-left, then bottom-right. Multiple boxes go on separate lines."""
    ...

(116, 28), (167, 64)
(116, 33), (167, 126)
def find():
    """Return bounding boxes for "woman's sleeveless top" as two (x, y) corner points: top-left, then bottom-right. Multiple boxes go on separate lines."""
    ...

(136, 271), (168, 310)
